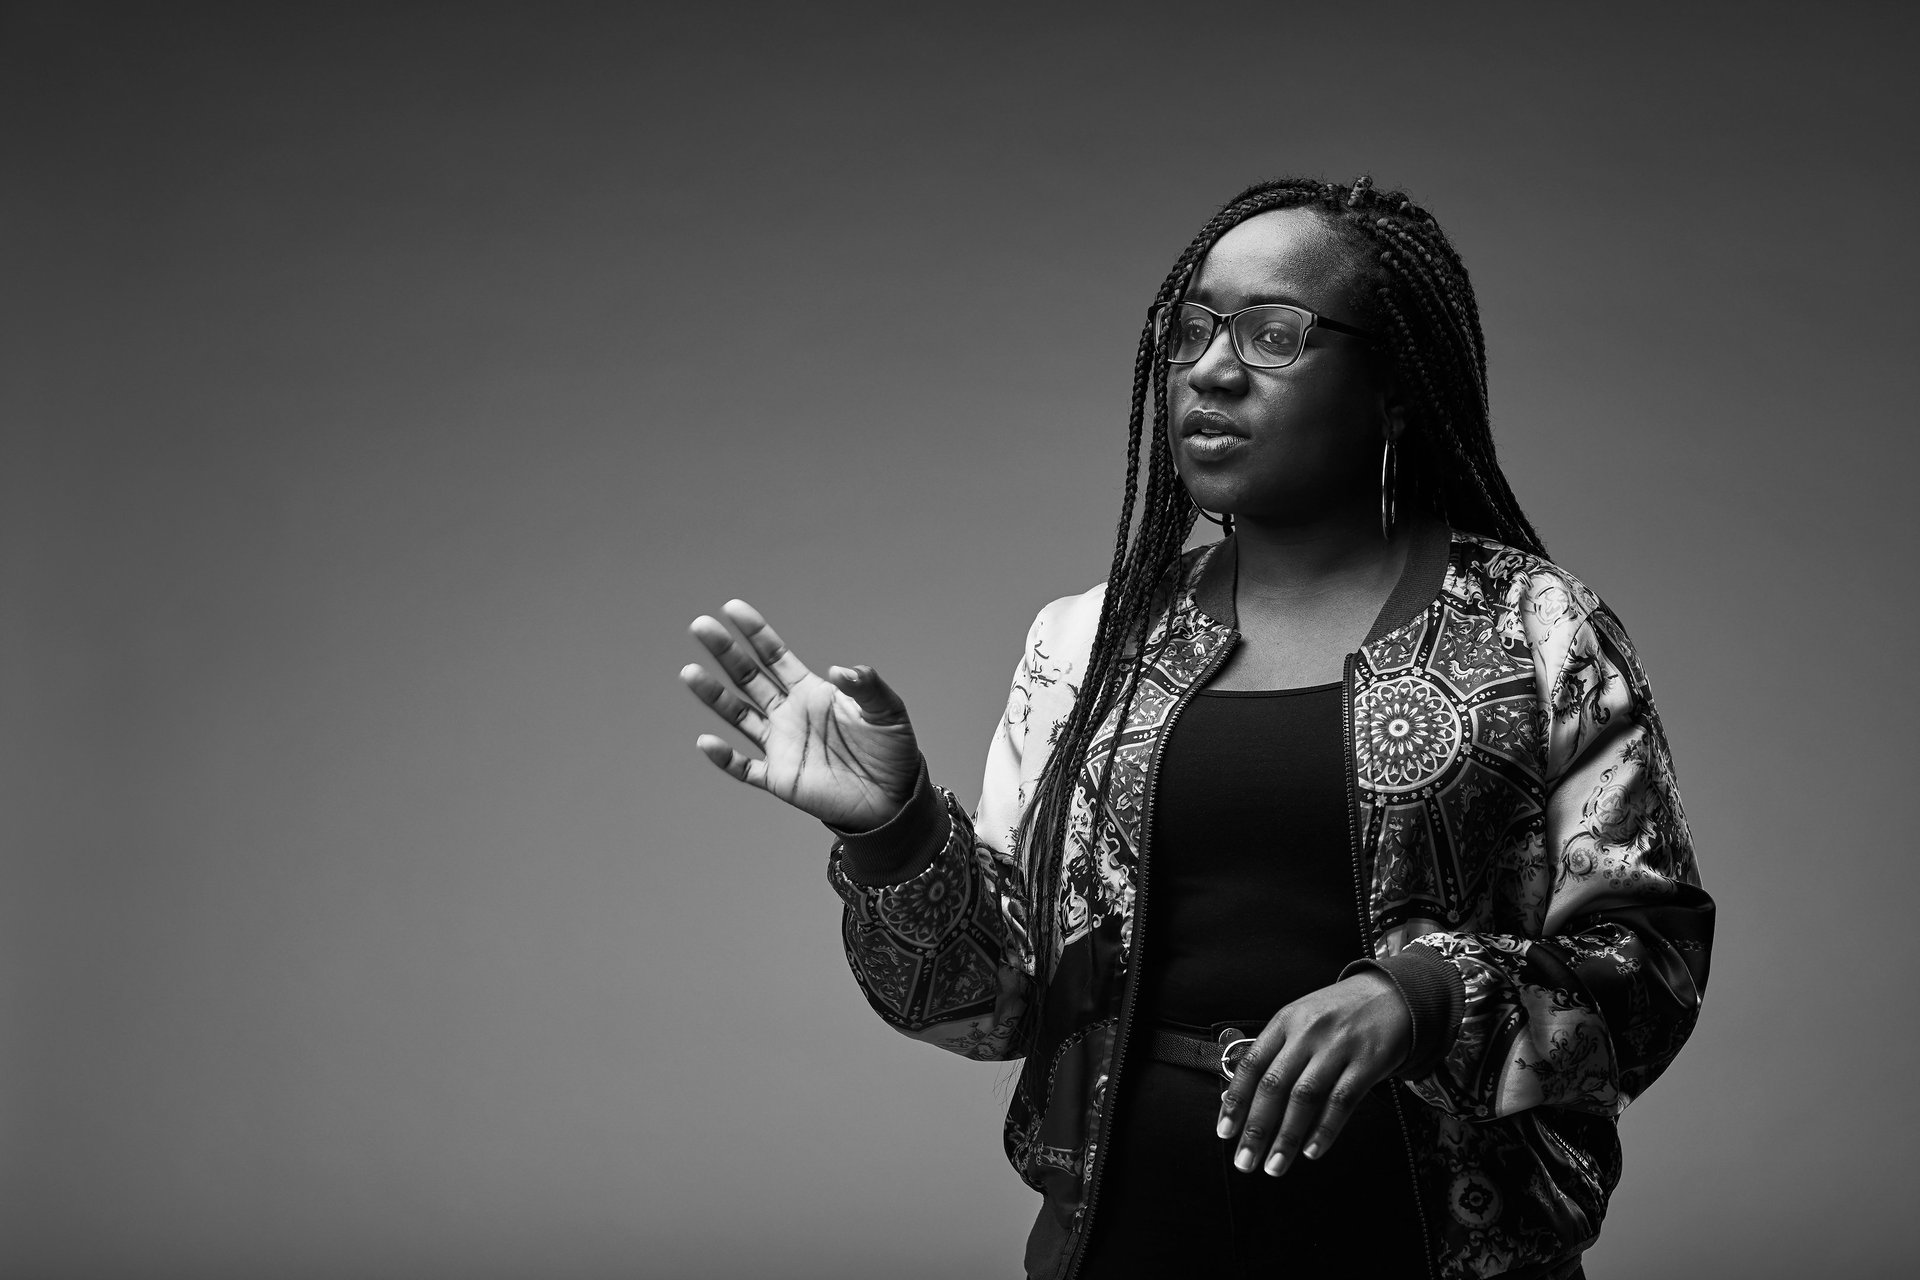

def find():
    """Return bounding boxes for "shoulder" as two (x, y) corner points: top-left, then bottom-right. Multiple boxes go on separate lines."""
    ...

(1024, 541), (1215, 656)
(1447, 533), (1659, 703)
(1031, 580), (1107, 645)
(1015, 581), (1104, 697)
(1446, 531), (1609, 638)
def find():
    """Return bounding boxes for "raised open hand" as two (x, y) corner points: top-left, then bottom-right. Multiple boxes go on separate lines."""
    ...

(680, 599), (921, 831)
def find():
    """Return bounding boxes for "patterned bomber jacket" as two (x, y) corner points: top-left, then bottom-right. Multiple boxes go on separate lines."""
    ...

(826, 524), (1714, 1280)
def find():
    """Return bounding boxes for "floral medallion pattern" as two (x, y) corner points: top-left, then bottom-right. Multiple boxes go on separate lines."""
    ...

(830, 790), (1015, 1044)
(875, 843), (971, 947)
(1356, 674), (1465, 793)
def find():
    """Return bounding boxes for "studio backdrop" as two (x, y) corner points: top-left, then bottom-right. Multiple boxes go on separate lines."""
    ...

(5, 3), (1915, 1278)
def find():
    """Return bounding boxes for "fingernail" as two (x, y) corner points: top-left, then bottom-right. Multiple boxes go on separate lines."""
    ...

(1234, 1148), (1255, 1172)
(1216, 1115), (1232, 1139)
(1304, 1141), (1322, 1159)
(1265, 1151), (1285, 1176)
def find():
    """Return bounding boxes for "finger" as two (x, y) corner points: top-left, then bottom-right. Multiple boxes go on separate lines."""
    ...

(1234, 1042), (1310, 1173)
(681, 664), (771, 746)
(826, 664), (910, 727)
(1260, 1052), (1356, 1177)
(1218, 1028), (1281, 1140)
(1223, 1031), (1301, 1172)
(694, 733), (768, 789)
(688, 614), (784, 710)
(721, 599), (814, 691)
(1294, 1063), (1374, 1169)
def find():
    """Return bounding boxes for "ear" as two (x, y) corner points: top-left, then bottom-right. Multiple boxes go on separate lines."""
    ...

(1376, 371), (1409, 443)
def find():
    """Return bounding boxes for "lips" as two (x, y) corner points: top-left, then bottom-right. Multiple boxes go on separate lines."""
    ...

(1181, 408), (1246, 439)
(1179, 408), (1248, 463)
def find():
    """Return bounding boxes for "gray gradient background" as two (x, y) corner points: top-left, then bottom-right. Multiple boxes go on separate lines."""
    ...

(6, 4), (1915, 1277)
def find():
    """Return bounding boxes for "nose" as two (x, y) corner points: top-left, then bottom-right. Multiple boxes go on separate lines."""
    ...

(1185, 323), (1247, 396)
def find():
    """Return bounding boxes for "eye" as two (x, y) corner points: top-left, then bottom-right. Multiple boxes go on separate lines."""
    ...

(1164, 308), (1216, 359)
(1248, 317), (1305, 358)
(1177, 316), (1213, 344)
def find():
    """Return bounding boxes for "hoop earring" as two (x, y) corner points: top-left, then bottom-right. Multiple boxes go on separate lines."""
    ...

(1380, 438), (1398, 541)
(1198, 508), (1234, 536)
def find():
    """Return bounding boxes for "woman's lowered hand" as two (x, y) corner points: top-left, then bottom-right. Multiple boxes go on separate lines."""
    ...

(680, 599), (921, 831)
(1215, 971), (1414, 1176)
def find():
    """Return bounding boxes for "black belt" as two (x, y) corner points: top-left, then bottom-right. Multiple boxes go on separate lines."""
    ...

(1145, 1024), (1260, 1080)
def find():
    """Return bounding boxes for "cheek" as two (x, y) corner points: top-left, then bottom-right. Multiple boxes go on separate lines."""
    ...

(1259, 378), (1378, 454)
(1239, 391), (1379, 496)
(1272, 371), (1360, 423)
(1167, 377), (1197, 418)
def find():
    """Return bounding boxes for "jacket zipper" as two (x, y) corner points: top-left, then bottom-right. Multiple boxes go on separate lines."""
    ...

(1062, 630), (1237, 1280)
(1344, 651), (1439, 1280)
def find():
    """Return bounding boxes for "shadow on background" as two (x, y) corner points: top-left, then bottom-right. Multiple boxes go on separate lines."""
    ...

(5, 2), (1915, 1277)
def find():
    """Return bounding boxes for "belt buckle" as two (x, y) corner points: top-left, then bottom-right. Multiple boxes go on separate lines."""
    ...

(1217, 1029), (1256, 1081)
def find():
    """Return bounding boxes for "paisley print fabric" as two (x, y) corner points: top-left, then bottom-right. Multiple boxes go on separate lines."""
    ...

(826, 533), (1713, 1280)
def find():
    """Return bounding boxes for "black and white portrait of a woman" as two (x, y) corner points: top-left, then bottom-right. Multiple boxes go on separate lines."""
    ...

(8, 5), (1912, 1278)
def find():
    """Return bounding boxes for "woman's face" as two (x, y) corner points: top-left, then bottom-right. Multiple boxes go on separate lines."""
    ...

(1167, 207), (1395, 526)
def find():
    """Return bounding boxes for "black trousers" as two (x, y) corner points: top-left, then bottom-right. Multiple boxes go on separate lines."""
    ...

(1075, 1047), (1429, 1279)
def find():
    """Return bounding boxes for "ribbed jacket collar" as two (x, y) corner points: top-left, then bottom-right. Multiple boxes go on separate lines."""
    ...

(1189, 515), (1454, 643)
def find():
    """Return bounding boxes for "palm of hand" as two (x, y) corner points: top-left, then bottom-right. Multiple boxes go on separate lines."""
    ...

(756, 674), (919, 829)
(681, 599), (921, 831)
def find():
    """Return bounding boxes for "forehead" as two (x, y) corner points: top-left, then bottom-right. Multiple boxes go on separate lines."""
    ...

(1186, 207), (1359, 312)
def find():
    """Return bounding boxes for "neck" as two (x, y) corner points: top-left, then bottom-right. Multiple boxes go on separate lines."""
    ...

(1229, 504), (1406, 605)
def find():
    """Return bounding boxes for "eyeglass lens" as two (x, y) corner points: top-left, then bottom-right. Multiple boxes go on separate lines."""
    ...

(1164, 303), (1310, 368)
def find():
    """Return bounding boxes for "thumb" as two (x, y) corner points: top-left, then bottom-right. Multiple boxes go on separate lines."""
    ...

(827, 664), (910, 726)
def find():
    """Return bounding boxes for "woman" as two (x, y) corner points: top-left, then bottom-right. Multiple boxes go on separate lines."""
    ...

(679, 177), (1713, 1280)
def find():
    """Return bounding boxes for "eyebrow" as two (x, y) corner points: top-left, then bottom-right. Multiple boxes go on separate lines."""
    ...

(1186, 286), (1313, 309)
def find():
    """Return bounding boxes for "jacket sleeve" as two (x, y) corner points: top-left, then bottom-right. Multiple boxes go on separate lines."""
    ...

(822, 609), (1052, 1062)
(1351, 577), (1714, 1120)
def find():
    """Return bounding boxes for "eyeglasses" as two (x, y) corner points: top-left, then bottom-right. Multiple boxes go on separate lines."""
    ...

(1150, 300), (1379, 369)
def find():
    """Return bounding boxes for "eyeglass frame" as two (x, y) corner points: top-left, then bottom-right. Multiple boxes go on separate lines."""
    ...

(1149, 299), (1381, 370)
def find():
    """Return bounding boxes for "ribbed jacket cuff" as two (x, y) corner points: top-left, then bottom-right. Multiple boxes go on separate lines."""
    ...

(1341, 944), (1466, 1080)
(826, 760), (950, 887)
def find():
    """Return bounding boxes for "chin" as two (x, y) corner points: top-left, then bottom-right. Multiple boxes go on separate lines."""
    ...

(1180, 475), (1244, 517)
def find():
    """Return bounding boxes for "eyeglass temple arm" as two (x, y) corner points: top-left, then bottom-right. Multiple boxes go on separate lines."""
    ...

(1312, 313), (1377, 340)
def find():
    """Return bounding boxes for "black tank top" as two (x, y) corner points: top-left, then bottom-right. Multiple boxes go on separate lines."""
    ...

(1134, 682), (1359, 1026)
(1077, 683), (1429, 1278)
